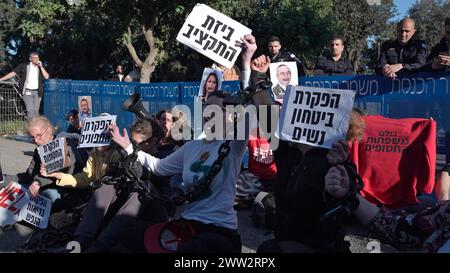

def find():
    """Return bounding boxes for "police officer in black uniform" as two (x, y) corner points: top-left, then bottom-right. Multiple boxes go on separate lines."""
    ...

(314, 36), (354, 76)
(267, 36), (306, 76)
(376, 18), (427, 79)
(426, 17), (450, 72)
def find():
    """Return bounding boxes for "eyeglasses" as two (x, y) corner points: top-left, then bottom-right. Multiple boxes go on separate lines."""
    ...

(31, 127), (48, 141)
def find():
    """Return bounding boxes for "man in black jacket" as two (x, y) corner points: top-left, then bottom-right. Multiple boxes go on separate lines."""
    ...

(267, 36), (306, 77)
(376, 18), (427, 79)
(427, 17), (450, 72)
(0, 52), (50, 119)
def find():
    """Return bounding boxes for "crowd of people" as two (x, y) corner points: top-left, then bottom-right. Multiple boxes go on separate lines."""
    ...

(1, 16), (450, 253)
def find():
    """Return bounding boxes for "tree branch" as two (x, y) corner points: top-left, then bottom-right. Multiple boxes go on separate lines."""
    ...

(125, 26), (143, 67)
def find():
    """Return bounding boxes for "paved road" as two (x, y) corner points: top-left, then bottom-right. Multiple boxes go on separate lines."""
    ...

(0, 136), (389, 253)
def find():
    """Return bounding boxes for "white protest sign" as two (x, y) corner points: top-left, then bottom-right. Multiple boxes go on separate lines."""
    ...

(276, 86), (355, 149)
(79, 115), (117, 148)
(0, 182), (29, 227)
(176, 3), (252, 68)
(18, 194), (52, 229)
(37, 138), (69, 173)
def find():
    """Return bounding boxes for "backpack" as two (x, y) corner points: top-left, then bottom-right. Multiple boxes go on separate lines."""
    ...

(250, 191), (276, 230)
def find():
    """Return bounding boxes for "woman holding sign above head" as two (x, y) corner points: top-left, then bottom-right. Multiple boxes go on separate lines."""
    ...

(108, 34), (274, 253)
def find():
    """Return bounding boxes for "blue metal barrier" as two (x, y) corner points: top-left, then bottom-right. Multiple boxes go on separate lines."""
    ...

(44, 73), (450, 159)
(44, 79), (241, 133)
(300, 72), (450, 158)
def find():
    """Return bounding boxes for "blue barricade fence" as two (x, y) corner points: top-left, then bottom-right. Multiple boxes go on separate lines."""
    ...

(300, 72), (450, 158)
(44, 72), (450, 160)
(44, 79), (241, 133)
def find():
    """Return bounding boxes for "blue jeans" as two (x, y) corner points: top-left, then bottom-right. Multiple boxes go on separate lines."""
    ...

(23, 89), (41, 119)
(40, 188), (61, 203)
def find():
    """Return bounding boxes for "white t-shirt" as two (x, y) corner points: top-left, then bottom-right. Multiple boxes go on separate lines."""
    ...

(25, 63), (39, 90)
(126, 139), (247, 230)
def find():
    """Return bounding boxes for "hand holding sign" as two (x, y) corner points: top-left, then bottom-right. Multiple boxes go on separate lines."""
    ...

(28, 181), (40, 199)
(327, 140), (350, 165)
(40, 163), (63, 180)
(176, 4), (252, 68)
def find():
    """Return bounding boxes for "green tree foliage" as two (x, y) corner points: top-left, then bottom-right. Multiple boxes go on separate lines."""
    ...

(0, 0), (19, 70)
(409, 0), (450, 50)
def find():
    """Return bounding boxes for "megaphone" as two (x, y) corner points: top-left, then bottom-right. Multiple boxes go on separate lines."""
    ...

(123, 93), (154, 120)
(123, 93), (164, 139)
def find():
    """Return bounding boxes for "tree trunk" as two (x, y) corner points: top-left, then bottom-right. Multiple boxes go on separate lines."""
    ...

(140, 25), (158, 83)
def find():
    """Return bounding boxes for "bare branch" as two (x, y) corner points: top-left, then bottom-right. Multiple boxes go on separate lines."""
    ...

(125, 26), (143, 67)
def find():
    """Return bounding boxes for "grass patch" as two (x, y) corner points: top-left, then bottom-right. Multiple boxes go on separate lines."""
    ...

(0, 119), (25, 134)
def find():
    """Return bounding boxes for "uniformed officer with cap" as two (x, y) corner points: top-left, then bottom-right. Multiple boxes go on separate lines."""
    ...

(267, 36), (306, 76)
(314, 36), (354, 76)
(376, 18), (427, 79)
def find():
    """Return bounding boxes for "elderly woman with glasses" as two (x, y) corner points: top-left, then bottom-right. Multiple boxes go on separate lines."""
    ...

(17, 115), (89, 207)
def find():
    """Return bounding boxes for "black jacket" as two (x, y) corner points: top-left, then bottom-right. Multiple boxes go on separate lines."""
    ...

(425, 37), (450, 71)
(314, 55), (354, 76)
(376, 39), (427, 75)
(18, 133), (89, 188)
(273, 140), (346, 252)
(270, 51), (307, 76)
(13, 63), (45, 97)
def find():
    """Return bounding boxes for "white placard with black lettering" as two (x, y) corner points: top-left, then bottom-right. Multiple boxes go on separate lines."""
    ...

(176, 3), (252, 69)
(0, 182), (29, 227)
(276, 85), (355, 149)
(37, 138), (68, 173)
(79, 115), (117, 148)
(18, 194), (52, 229)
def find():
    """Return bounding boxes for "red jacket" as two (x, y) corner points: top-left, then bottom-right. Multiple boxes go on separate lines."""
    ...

(349, 116), (436, 208)
(248, 130), (277, 180)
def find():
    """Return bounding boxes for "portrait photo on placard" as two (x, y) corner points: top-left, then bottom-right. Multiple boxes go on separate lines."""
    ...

(78, 96), (93, 123)
(198, 68), (224, 100)
(269, 61), (298, 100)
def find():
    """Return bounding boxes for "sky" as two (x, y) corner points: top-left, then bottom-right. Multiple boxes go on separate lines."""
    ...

(394, 0), (416, 19)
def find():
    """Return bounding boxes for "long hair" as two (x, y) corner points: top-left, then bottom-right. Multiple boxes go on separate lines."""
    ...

(203, 72), (219, 97)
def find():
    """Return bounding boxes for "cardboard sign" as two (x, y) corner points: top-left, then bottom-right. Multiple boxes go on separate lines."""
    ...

(276, 85), (355, 149)
(198, 68), (224, 97)
(18, 194), (52, 229)
(37, 138), (70, 173)
(0, 182), (28, 227)
(269, 62), (298, 100)
(79, 115), (117, 148)
(176, 3), (252, 68)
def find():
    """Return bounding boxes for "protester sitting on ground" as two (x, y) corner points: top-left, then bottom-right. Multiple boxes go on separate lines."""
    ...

(314, 36), (354, 76)
(257, 108), (366, 253)
(65, 109), (82, 135)
(109, 35), (271, 253)
(18, 116), (89, 209)
(42, 119), (169, 252)
(324, 163), (450, 252)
